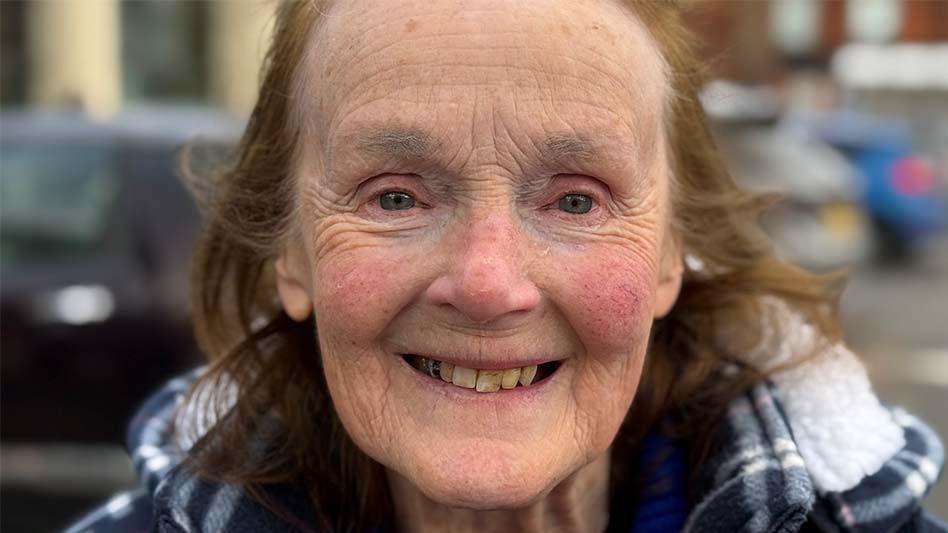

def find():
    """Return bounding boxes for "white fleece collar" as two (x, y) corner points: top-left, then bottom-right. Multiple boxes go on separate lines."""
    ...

(737, 297), (905, 493)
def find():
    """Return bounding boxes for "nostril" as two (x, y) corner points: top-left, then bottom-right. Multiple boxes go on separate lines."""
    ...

(423, 276), (456, 307)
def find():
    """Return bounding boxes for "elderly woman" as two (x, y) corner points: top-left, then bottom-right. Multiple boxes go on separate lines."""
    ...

(69, 1), (945, 532)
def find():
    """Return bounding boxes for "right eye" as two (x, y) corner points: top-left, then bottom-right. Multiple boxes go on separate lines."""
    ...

(557, 193), (594, 214)
(379, 191), (416, 211)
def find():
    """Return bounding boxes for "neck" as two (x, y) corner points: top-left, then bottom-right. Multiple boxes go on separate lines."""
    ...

(387, 451), (611, 533)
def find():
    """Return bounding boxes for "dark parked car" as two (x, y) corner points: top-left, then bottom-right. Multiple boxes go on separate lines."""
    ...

(2, 107), (239, 443)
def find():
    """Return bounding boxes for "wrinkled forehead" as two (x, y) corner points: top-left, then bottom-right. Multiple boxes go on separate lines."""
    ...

(296, 0), (668, 163)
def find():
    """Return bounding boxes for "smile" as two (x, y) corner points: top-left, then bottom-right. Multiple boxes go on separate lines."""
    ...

(400, 354), (562, 393)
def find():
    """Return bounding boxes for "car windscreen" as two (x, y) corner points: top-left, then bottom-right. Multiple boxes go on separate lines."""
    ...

(1, 143), (119, 262)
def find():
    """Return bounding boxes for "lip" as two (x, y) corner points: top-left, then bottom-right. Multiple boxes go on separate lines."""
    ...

(395, 353), (565, 371)
(394, 352), (568, 403)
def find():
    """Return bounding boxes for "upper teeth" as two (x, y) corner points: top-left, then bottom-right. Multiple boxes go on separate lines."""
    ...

(410, 356), (540, 392)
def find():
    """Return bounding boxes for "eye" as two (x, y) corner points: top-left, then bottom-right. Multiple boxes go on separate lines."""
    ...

(557, 194), (593, 214)
(379, 191), (416, 211)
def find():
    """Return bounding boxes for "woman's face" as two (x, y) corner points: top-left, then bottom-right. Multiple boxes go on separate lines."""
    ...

(276, 0), (682, 509)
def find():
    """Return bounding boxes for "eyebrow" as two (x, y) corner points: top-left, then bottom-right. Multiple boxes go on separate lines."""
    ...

(351, 127), (612, 168)
(355, 128), (432, 160)
(540, 133), (596, 162)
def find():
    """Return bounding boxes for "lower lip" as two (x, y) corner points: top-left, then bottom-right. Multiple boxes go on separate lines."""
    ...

(395, 354), (568, 407)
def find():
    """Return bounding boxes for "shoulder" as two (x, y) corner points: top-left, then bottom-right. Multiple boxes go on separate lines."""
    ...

(686, 375), (946, 532)
(689, 297), (947, 531)
(64, 369), (319, 533)
(63, 489), (153, 533)
(153, 464), (317, 533)
(805, 406), (947, 532)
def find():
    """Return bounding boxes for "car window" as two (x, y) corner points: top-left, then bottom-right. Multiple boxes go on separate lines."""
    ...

(1, 144), (119, 262)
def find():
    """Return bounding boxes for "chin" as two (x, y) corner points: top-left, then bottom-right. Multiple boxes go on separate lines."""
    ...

(417, 475), (551, 511)
(399, 447), (562, 511)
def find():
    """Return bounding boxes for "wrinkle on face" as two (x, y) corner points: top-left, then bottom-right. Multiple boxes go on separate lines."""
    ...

(302, 0), (667, 175)
(278, 0), (679, 515)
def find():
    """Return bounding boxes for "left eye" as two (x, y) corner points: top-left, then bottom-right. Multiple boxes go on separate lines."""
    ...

(379, 191), (416, 211)
(557, 194), (593, 214)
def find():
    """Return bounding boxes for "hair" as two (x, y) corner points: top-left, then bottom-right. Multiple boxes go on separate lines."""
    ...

(182, 1), (845, 531)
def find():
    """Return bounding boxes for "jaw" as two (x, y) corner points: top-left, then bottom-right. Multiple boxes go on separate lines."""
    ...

(385, 441), (614, 533)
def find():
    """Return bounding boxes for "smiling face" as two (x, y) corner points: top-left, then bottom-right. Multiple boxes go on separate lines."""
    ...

(275, 0), (683, 510)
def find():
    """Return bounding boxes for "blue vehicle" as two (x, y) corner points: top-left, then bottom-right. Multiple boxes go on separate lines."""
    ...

(796, 111), (947, 260)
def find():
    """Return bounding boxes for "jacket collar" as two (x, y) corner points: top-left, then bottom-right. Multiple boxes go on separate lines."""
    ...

(686, 375), (944, 532)
(685, 381), (815, 533)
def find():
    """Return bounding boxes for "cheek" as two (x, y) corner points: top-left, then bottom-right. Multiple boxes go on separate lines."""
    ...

(312, 247), (420, 343)
(310, 246), (429, 460)
(551, 249), (657, 450)
(560, 252), (656, 350)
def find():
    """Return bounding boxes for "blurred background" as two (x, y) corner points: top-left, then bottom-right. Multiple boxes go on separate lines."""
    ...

(0, 0), (946, 530)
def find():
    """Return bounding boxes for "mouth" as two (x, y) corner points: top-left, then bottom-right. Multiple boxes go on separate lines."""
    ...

(400, 354), (563, 393)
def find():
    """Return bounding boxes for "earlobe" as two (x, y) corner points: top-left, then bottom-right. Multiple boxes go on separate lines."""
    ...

(275, 252), (313, 322)
(653, 240), (684, 320)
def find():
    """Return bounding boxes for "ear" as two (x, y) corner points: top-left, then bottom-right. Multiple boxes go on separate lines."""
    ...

(653, 232), (683, 320)
(275, 246), (313, 322)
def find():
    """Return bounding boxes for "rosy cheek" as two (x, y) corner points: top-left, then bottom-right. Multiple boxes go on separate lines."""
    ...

(314, 252), (414, 338)
(563, 256), (655, 351)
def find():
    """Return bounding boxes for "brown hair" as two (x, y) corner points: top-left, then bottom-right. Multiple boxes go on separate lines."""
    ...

(182, 1), (843, 530)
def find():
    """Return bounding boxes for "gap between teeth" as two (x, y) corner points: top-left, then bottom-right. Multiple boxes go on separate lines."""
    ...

(410, 356), (540, 392)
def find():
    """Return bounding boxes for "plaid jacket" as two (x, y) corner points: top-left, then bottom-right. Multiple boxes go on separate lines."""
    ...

(67, 369), (947, 533)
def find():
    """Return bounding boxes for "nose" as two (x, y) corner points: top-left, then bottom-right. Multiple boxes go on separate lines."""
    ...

(425, 213), (541, 324)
